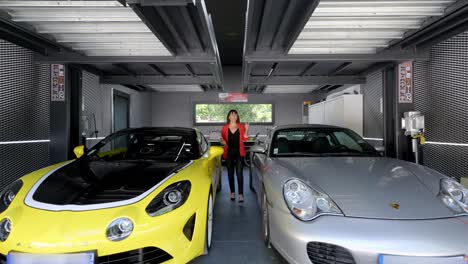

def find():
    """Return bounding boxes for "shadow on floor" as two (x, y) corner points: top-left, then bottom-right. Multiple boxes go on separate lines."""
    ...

(190, 168), (283, 264)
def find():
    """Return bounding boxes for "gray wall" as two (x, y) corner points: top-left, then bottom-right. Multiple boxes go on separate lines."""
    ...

(82, 72), (153, 147)
(151, 66), (321, 136)
(0, 39), (50, 189)
(414, 31), (468, 182)
(152, 92), (315, 135)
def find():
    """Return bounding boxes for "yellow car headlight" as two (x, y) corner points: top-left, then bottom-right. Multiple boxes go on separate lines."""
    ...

(106, 217), (134, 242)
(146, 181), (191, 217)
(0, 218), (11, 242)
(0, 180), (23, 214)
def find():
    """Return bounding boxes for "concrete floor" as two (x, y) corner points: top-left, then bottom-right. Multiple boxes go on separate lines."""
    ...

(191, 168), (283, 264)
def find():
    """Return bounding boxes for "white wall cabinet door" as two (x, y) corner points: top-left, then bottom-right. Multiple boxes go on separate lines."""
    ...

(308, 103), (325, 124)
(308, 95), (363, 136)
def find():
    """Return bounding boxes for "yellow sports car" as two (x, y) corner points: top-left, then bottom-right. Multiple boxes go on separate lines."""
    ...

(0, 127), (223, 264)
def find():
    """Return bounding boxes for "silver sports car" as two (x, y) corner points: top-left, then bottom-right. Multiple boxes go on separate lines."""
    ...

(250, 124), (468, 264)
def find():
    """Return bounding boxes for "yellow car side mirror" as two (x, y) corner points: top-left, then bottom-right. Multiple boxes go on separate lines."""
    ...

(73, 145), (86, 159)
(208, 146), (224, 159)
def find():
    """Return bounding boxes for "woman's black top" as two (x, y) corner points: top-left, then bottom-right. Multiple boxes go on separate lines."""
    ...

(228, 128), (240, 156)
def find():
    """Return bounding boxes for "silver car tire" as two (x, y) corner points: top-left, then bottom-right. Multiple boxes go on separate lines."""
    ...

(262, 191), (271, 248)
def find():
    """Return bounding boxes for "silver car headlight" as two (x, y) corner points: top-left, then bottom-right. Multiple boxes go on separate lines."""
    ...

(146, 181), (191, 217)
(106, 217), (134, 241)
(283, 179), (342, 221)
(438, 178), (468, 214)
(0, 180), (23, 214)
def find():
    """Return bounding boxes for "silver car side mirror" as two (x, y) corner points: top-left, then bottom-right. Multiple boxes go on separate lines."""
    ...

(251, 145), (266, 154)
(375, 146), (385, 156)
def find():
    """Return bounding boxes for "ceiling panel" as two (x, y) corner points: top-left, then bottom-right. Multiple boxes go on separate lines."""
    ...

(289, 0), (457, 55)
(0, 0), (171, 56)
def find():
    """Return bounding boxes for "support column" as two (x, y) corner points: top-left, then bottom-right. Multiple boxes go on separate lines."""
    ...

(382, 65), (396, 158)
(68, 66), (83, 158)
(49, 65), (82, 164)
(382, 62), (416, 161)
(49, 64), (70, 164)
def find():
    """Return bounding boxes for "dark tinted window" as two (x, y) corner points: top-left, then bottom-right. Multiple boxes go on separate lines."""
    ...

(87, 132), (198, 161)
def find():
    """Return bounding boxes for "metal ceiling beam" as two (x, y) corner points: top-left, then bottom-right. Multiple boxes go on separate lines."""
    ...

(70, 64), (105, 76)
(398, 2), (468, 49)
(124, 84), (145, 92)
(283, 0), (320, 54)
(101, 75), (214, 85)
(185, 64), (197, 77)
(180, 7), (204, 52)
(317, 85), (330, 91)
(300, 62), (317, 77)
(34, 54), (215, 64)
(267, 63), (278, 78)
(130, 4), (178, 55)
(136, 84), (151, 91)
(149, 64), (168, 76)
(114, 64), (137, 76)
(358, 62), (394, 76)
(195, 0), (223, 87)
(249, 75), (365, 85)
(245, 50), (430, 62)
(328, 62), (352, 76)
(270, 0), (297, 50)
(245, 0), (321, 54)
(126, 0), (193, 6)
(156, 7), (189, 53)
(255, 0), (274, 51)
(0, 14), (62, 55)
(242, 62), (254, 92)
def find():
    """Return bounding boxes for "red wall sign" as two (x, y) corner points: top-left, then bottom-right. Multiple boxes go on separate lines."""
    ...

(218, 93), (248, 102)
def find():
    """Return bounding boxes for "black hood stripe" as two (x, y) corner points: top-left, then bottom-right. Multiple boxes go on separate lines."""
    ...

(24, 160), (193, 212)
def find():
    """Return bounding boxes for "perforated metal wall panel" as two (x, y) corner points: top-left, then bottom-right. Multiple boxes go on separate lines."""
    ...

(82, 72), (153, 148)
(362, 70), (384, 146)
(82, 71), (105, 148)
(0, 40), (50, 189)
(414, 31), (468, 181)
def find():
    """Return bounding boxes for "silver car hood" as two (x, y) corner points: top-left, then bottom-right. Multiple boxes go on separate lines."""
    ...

(272, 157), (453, 219)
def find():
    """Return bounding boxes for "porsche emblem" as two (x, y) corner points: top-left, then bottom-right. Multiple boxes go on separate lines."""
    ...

(391, 203), (400, 210)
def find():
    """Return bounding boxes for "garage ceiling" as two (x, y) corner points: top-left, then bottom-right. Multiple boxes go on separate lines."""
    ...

(0, 0), (467, 93)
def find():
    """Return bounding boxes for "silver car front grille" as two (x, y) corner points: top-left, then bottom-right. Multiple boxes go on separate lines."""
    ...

(307, 242), (356, 264)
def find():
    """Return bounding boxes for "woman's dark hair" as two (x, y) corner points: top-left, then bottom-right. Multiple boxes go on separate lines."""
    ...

(226, 109), (240, 124)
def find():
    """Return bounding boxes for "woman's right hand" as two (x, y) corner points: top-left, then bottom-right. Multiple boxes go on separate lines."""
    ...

(220, 138), (227, 146)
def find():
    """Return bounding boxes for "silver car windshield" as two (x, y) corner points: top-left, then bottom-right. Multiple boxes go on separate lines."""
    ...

(271, 128), (378, 157)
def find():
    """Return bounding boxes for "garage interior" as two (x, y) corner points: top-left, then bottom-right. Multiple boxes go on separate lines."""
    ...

(0, 0), (468, 263)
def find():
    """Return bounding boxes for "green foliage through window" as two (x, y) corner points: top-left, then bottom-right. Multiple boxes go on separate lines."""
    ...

(195, 104), (273, 124)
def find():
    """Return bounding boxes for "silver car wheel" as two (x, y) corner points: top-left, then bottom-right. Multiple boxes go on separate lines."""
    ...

(204, 193), (213, 255)
(262, 192), (270, 247)
(208, 193), (213, 248)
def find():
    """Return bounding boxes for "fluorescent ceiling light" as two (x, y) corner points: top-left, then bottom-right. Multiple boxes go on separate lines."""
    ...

(263, 85), (319, 94)
(0, 0), (172, 56)
(148, 85), (203, 92)
(289, 0), (457, 55)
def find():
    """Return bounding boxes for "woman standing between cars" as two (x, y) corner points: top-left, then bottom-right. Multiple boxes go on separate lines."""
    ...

(220, 109), (249, 203)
